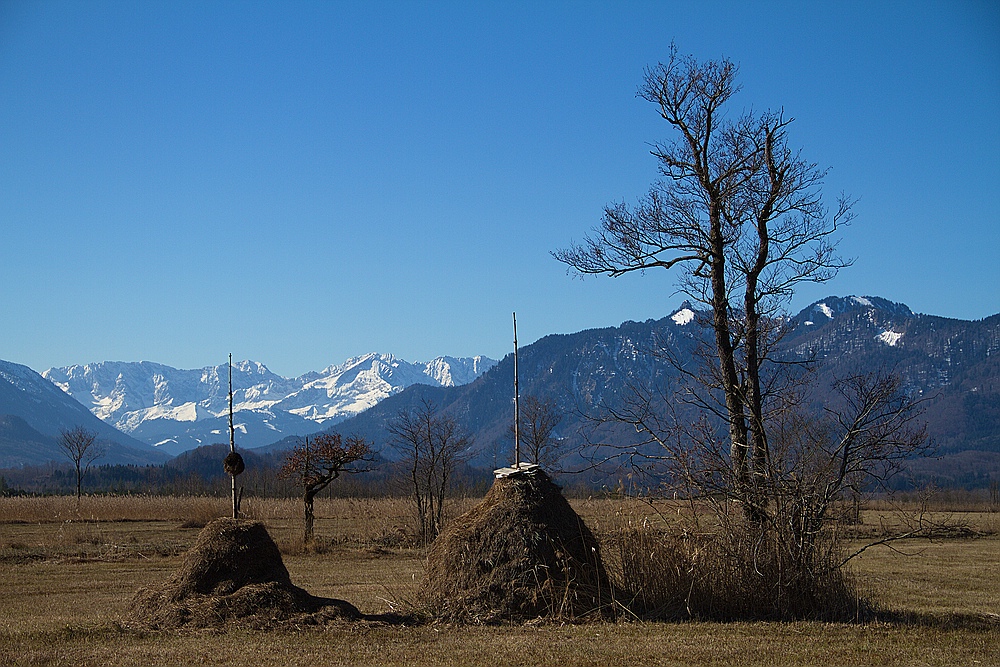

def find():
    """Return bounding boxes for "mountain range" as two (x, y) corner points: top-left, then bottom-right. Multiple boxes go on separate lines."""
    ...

(308, 296), (1000, 486)
(40, 354), (496, 455)
(2, 295), (998, 488)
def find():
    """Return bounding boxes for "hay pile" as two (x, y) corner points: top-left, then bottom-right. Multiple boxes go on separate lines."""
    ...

(128, 517), (360, 628)
(420, 469), (611, 623)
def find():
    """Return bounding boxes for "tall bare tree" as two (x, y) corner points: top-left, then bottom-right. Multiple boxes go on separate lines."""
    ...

(279, 433), (372, 543)
(555, 45), (929, 618)
(555, 45), (857, 521)
(388, 399), (471, 544)
(58, 426), (105, 504)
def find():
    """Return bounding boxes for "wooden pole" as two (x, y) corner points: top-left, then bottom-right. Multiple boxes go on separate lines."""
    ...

(229, 353), (235, 455)
(513, 312), (520, 468)
(229, 354), (238, 519)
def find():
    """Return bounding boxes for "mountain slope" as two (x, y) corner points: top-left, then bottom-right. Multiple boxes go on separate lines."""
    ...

(0, 361), (170, 466)
(312, 297), (1000, 486)
(783, 296), (1000, 457)
(284, 312), (705, 464)
(0, 415), (61, 468)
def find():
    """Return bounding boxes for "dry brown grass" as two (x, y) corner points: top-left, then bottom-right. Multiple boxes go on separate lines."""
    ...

(0, 495), (482, 548)
(0, 494), (232, 523)
(850, 536), (1000, 616)
(0, 621), (996, 667)
(0, 495), (997, 666)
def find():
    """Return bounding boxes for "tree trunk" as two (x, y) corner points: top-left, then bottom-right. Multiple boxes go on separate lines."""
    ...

(303, 487), (316, 543)
(707, 204), (752, 513)
(744, 129), (783, 507)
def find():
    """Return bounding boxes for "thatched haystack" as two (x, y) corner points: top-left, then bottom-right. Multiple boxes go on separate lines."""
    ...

(128, 517), (360, 628)
(421, 469), (611, 623)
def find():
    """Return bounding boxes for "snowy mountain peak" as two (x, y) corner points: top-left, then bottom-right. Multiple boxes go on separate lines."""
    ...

(43, 353), (497, 454)
(423, 356), (495, 386)
(816, 302), (835, 319)
(671, 301), (696, 326)
(801, 296), (914, 324)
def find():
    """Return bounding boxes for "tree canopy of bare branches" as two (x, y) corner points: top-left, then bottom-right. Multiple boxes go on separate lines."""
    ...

(388, 399), (472, 544)
(555, 49), (930, 610)
(57, 426), (105, 503)
(279, 433), (372, 542)
(554, 45), (867, 519)
(509, 395), (565, 471)
(553, 46), (927, 615)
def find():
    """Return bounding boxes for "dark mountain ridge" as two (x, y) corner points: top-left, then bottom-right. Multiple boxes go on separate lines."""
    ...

(292, 296), (1000, 487)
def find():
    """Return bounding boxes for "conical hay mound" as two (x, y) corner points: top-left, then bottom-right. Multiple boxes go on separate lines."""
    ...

(128, 518), (360, 628)
(420, 470), (611, 623)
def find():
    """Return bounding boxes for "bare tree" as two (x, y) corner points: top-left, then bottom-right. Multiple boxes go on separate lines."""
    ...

(555, 47), (929, 616)
(279, 433), (372, 543)
(555, 45), (858, 521)
(58, 426), (105, 504)
(509, 395), (565, 470)
(388, 399), (471, 545)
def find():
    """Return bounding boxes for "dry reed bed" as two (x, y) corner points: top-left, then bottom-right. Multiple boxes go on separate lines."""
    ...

(0, 495), (483, 549)
(0, 495), (233, 523)
(2, 494), (995, 537)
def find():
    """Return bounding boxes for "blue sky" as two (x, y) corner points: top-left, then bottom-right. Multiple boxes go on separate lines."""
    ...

(2, 1), (998, 378)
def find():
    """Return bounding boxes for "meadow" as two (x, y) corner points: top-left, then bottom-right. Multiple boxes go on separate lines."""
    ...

(0, 495), (997, 666)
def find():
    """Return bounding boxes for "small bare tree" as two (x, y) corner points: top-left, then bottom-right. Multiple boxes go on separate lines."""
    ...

(388, 399), (471, 545)
(58, 426), (105, 504)
(279, 433), (372, 543)
(509, 395), (565, 470)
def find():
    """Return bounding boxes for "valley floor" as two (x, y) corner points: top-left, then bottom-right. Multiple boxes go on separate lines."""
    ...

(0, 496), (997, 667)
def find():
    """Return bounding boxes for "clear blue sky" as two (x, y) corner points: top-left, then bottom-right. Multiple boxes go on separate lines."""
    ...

(2, 1), (998, 378)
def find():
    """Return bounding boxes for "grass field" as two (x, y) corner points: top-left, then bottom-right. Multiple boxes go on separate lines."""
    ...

(1, 496), (997, 666)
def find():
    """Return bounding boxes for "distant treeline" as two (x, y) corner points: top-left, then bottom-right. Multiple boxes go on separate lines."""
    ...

(2, 440), (994, 499)
(0, 443), (500, 499)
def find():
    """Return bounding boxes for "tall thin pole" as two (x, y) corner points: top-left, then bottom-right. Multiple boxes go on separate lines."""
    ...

(229, 353), (235, 455)
(229, 354), (237, 518)
(513, 312), (520, 468)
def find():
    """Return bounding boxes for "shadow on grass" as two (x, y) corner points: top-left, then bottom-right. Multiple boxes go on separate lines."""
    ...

(871, 609), (1000, 631)
(358, 612), (424, 625)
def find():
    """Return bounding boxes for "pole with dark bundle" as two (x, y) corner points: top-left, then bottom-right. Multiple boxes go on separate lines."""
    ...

(223, 353), (244, 518)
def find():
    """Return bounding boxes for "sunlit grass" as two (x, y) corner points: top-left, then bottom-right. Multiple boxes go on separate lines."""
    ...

(0, 495), (997, 666)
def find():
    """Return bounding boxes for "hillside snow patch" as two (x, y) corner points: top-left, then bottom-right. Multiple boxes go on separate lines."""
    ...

(877, 330), (903, 347)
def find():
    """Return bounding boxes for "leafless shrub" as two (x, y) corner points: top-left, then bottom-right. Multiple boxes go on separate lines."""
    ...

(389, 399), (472, 545)
(605, 518), (870, 621)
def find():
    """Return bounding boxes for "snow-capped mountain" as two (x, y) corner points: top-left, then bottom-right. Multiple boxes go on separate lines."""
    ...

(4, 295), (997, 481)
(0, 360), (169, 466)
(43, 354), (496, 455)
